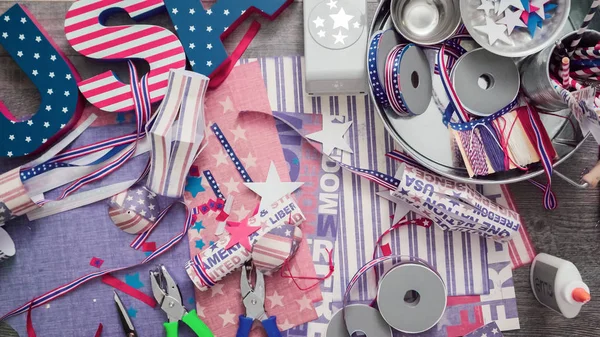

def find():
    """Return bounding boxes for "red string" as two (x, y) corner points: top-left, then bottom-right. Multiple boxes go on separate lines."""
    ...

(280, 248), (335, 291)
(494, 116), (528, 172)
(101, 274), (157, 308)
(26, 301), (36, 337)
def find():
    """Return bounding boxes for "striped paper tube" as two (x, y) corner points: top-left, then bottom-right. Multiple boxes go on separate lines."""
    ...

(561, 57), (571, 87)
(573, 47), (600, 60)
(570, 67), (600, 78)
(568, 0), (600, 56)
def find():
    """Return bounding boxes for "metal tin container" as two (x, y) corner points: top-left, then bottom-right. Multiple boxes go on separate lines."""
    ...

(522, 30), (600, 111)
(369, 0), (587, 185)
(391, 0), (461, 45)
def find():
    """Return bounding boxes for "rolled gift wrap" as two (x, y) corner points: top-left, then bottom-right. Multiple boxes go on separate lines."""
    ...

(391, 163), (521, 242)
(252, 224), (303, 274)
(186, 195), (305, 290)
(0, 227), (15, 262)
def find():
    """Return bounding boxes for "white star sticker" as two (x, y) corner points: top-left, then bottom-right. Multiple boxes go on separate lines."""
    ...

(49, 72), (55, 78)
(189, 43), (195, 49)
(326, 0), (338, 9)
(313, 16), (325, 28)
(47, 88), (53, 95)
(219, 96), (234, 114)
(206, 43), (212, 50)
(241, 152), (257, 169)
(8, 135), (14, 141)
(189, 8), (195, 14)
(62, 107), (68, 113)
(20, 17), (26, 24)
(25, 136), (31, 143)
(35, 36), (41, 42)
(189, 25), (195, 32)
(65, 74), (71, 80)
(296, 295), (313, 312)
(218, 309), (236, 327)
(18, 34), (24, 41)
(206, 9), (212, 15)
(16, 51), (23, 57)
(332, 29), (348, 45)
(172, 8), (178, 14)
(7, 151), (12, 157)
(330, 8), (354, 30)
(50, 55), (56, 61)
(43, 122), (50, 128)
(244, 162), (304, 211)
(231, 125), (247, 141)
(33, 53), (39, 59)
(206, 60), (212, 66)
(267, 291), (284, 308)
(45, 105), (51, 111)
(306, 115), (353, 155)
(224, 9), (230, 15)
(474, 17), (512, 45)
(223, 177), (240, 194)
(3, 16), (9, 22)
(212, 149), (229, 167)
(1, 32), (7, 38)
(27, 120), (33, 126)
(206, 26), (212, 32)
(317, 30), (326, 38)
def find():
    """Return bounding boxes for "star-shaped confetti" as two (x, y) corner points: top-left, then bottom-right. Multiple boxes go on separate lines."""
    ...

(244, 161), (304, 211)
(474, 17), (512, 45)
(124, 273), (144, 289)
(185, 176), (206, 197)
(306, 115), (353, 155)
(225, 213), (260, 251)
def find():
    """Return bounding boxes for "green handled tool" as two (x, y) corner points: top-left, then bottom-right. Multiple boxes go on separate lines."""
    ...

(150, 265), (214, 337)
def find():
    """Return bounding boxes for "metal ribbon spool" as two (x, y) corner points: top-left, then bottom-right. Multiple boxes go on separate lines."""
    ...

(369, 0), (589, 187)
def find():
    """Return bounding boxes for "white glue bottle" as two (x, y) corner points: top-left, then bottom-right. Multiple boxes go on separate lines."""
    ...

(530, 253), (591, 318)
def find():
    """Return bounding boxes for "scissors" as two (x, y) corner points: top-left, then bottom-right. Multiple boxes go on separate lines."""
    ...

(150, 265), (214, 337)
(113, 290), (138, 337)
(237, 263), (282, 337)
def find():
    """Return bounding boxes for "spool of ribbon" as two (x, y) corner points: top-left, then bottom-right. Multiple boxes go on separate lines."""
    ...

(368, 29), (400, 109)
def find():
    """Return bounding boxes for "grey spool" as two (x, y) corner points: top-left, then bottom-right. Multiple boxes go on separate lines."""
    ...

(397, 45), (432, 115)
(521, 30), (600, 111)
(326, 304), (392, 337)
(377, 263), (447, 333)
(451, 48), (520, 117)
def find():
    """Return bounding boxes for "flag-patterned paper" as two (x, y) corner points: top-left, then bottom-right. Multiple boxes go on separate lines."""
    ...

(464, 322), (503, 336)
(0, 168), (39, 219)
(108, 185), (160, 235)
(252, 224), (303, 274)
(183, 62), (321, 336)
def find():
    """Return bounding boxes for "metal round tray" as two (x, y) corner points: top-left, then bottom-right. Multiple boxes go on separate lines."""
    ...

(369, 0), (588, 185)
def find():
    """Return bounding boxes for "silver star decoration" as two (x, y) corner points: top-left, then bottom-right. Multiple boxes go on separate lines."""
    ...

(306, 115), (353, 155)
(244, 161), (304, 211)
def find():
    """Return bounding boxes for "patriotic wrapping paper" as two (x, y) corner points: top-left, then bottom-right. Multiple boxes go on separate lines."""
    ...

(185, 196), (305, 290)
(0, 4), (84, 158)
(253, 224), (303, 274)
(182, 62), (321, 336)
(108, 185), (160, 235)
(64, 0), (186, 113)
(464, 322), (503, 336)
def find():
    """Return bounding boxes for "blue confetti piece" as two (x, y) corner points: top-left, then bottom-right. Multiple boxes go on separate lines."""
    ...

(144, 251), (152, 257)
(126, 306), (138, 319)
(521, 0), (530, 11)
(188, 297), (195, 305)
(124, 272), (144, 289)
(185, 176), (206, 197)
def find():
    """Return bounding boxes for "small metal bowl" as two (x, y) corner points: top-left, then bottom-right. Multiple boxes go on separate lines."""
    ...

(460, 0), (571, 58)
(391, 0), (461, 45)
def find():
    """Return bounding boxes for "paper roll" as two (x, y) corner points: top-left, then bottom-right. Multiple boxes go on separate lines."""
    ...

(186, 195), (305, 290)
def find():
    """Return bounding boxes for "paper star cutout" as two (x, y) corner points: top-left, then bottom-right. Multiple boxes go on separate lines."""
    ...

(474, 17), (512, 45)
(225, 213), (260, 250)
(496, 0), (524, 14)
(267, 291), (284, 308)
(330, 8), (354, 30)
(219, 309), (236, 327)
(212, 148), (229, 167)
(241, 152), (257, 169)
(520, 0), (530, 11)
(192, 221), (205, 233)
(211, 283), (225, 297)
(296, 295), (313, 312)
(219, 96), (235, 114)
(244, 161), (304, 211)
(477, 0), (495, 15)
(313, 16), (325, 28)
(498, 9), (527, 34)
(306, 115), (353, 155)
(332, 29), (348, 44)
(223, 177), (239, 194)
(127, 307), (137, 318)
(531, 0), (550, 18)
(195, 239), (205, 250)
(124, 273), (144, 289)
(231, 125), (247, 141)
(185, 176), (205, 197)
(527, 14), (543, 37)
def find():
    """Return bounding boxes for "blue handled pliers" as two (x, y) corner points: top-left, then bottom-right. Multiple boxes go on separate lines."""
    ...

(236, 263), (282, 337)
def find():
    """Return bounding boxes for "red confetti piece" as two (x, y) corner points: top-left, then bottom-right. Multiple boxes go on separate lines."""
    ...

(189, 165), (201, 177)
(90, 257), (104, 268)
(141, 242), (157, 252)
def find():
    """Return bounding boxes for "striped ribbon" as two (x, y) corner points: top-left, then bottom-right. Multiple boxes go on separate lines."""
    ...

(203, 170), (225, 199)
(368, 31), (391, 108)
(210, 123), (253, 183)
(146, 71), (210, 198)
(436, 45), (470, 123)
(0, 202), (196, 320)
(443, 100), (518, 131)
(572, 47), (600, 60)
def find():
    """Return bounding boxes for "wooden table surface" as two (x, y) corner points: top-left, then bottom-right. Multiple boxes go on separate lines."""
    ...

(0, 1), (599, 336)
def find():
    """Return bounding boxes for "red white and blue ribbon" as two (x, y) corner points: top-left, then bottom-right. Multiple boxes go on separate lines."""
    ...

(385, 44), (414, 116)
(0, 202), (196, 320)
(436, 45), (470, 123)
(211, 123), (253, 183)
(203, 170), (225, 199)
(368, 31), (391, 108)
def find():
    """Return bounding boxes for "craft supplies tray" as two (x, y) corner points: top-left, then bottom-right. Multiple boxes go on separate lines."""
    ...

(369, 0), (588, 185)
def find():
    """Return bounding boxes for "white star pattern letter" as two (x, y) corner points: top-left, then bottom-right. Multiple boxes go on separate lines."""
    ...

(474, 17), (512, 45)
(244, 161), (304, 211)
(497, 9), (527, 35)
(330, 8), (354, 30)
(306, 115), (353, 155)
